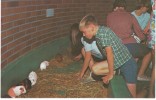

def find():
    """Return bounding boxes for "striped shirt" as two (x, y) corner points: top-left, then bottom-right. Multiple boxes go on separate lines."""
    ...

(95, 26), (132, 69)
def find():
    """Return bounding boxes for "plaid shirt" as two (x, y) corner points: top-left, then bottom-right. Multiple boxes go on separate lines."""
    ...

(95, 26), (132, 69)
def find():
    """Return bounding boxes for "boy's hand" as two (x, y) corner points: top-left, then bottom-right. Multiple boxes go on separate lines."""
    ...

(77, 72), (84, 80)
(102, 73), (113, 84)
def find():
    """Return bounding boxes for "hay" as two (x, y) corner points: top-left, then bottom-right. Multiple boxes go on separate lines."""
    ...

(49, 55), (74, 68)
(18, 53), (108, 98)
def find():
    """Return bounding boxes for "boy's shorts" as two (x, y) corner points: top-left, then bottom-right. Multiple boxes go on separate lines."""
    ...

(120, 57), (137, 84)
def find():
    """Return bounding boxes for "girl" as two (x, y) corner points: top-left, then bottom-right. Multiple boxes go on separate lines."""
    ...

(70, 23), (83, 61)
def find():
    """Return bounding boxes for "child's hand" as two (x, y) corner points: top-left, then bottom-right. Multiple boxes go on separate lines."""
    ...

(77, 76), (82, 80)
(77, 72), (84, 80)
(74, 54), (82, 61)
(102, 73), (113, 84)
(77, 75), (83, 80)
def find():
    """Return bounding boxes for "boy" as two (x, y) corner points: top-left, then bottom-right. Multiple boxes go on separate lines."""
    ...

(79, 14), (137, 97)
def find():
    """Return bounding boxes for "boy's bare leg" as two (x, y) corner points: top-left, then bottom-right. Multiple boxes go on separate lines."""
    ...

(91, 61), (109, 75)
(127, 83), (136, 97)
(138, 52), (151, 78)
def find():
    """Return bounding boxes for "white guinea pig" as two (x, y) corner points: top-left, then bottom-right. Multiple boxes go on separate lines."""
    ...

(28, 71), (37, 86)
(40, 61), (49, 71)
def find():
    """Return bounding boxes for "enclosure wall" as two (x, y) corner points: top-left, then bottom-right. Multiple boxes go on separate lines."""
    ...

(1, 0), (137, 68)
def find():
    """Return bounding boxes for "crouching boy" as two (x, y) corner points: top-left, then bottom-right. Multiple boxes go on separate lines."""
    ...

(79, 14), (137, 97)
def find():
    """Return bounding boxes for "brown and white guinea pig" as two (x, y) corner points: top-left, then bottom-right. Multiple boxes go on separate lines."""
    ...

(16, 78), (32, 90)
(8, 86), (26, 98)
(6, 78), (31, 98)
(55, 53), (63, 62)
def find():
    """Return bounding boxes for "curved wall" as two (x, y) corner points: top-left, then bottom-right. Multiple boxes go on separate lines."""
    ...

(1, 0), (137, 69)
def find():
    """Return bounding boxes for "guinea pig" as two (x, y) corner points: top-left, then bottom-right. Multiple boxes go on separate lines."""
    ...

(40, 61), (49, 71)
(16, 78), (32, 90)
(8, 86), (26, 98)
(28, 71), (37, 86)
(55, 53), (63, 62)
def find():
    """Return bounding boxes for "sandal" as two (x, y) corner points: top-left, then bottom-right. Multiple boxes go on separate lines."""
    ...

(80, 72), (96, 84)
(137, 75), (151, 81)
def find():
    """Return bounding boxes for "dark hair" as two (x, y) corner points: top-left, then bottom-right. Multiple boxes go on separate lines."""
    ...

(70, 23), (83, 56)
(136, 0), (151, 10)
(70, 23), (83, 46)
(113, 0), (126, 9)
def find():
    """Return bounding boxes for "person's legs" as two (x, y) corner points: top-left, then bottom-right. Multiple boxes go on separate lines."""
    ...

(148, 49), (155, 98)
(137, 52), (152, 80)
(125, 43), (151, 81)
(91, 60), (109, 75)
(148, 66), (155, 97)
(120, 58), (137, 97)
(90, 56), (107, 81)
(127, 83), (136, 97)
(81, 48), (97, 83)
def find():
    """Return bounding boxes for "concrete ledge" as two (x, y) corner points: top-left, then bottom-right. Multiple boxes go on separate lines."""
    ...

(108, 75), (132, 98)
(1, 36), (70, 96)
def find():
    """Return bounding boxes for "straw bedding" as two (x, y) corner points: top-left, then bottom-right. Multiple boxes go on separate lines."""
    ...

(18, 50), (107, 98)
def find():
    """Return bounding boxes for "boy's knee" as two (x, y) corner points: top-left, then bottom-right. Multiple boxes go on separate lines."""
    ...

(91, 66), (99, 75)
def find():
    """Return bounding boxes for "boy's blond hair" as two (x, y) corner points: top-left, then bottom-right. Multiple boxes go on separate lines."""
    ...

(79, 14), (98, 30)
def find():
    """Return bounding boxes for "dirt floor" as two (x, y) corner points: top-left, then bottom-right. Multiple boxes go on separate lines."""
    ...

(18, 53), (108, 98)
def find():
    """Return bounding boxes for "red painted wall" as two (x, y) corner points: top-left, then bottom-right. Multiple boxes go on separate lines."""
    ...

(1, 0), (137, 68)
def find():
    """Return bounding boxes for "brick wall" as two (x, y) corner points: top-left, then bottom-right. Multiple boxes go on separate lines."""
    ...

(1, 0), (137, 69)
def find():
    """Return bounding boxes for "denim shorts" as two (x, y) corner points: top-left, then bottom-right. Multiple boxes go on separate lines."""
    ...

(120, 58), (137, 84)
(125, 43), (151, 58)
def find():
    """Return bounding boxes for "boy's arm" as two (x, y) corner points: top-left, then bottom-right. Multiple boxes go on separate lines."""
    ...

(102, 46), (114, 84)
(79, 51), (92, 79)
